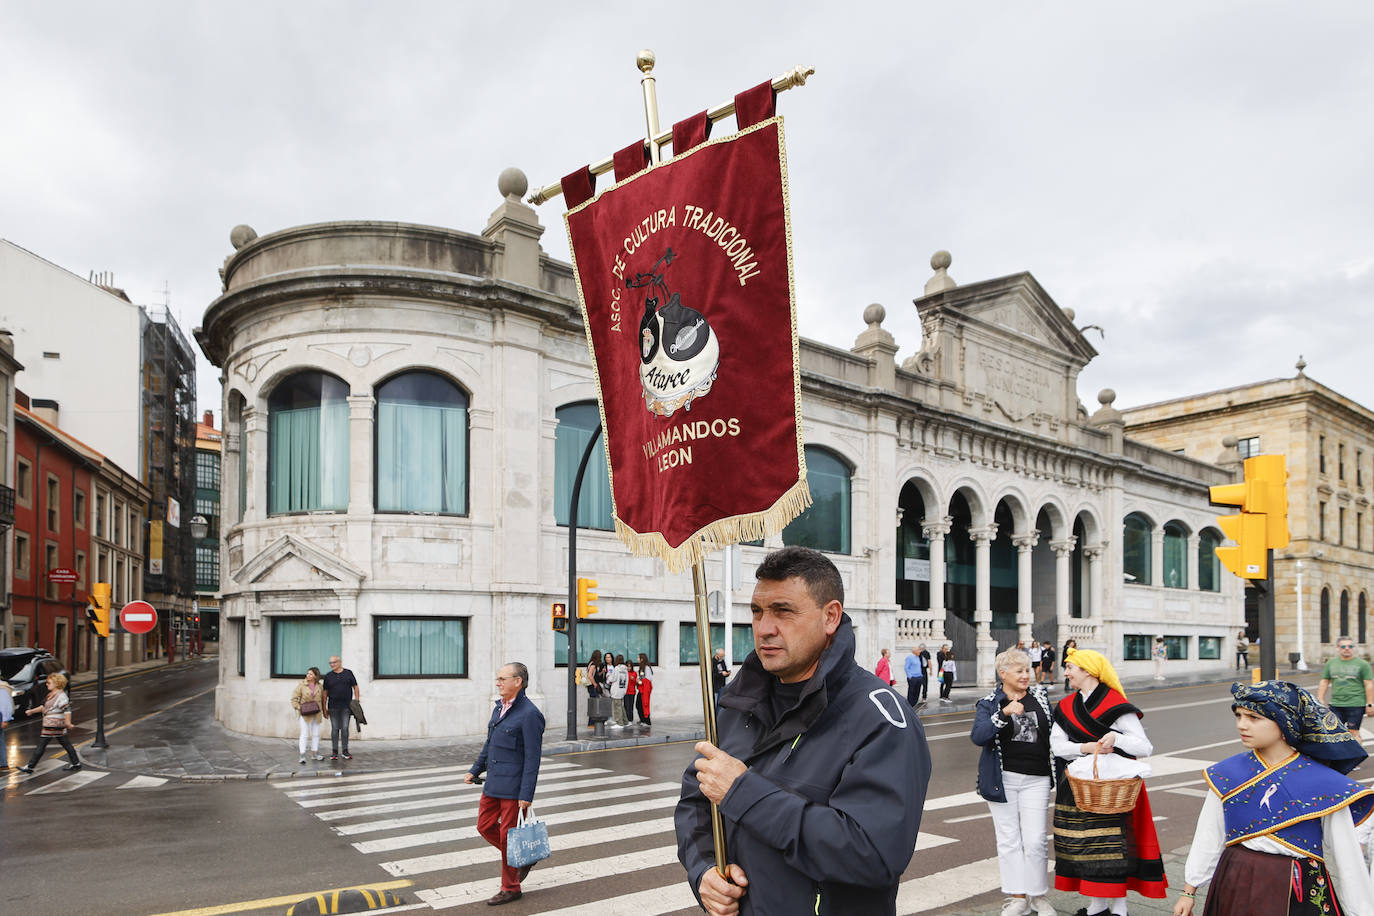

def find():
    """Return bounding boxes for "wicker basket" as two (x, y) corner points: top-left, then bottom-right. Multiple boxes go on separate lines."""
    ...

(1067, 752), (1143, 814)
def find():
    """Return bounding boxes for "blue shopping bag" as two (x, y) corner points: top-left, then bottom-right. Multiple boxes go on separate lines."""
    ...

(507, 806), (551, 868)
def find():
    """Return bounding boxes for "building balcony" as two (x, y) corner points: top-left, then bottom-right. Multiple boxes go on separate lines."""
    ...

(0, 483), (14, 529)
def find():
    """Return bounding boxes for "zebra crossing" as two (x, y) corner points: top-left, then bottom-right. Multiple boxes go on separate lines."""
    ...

(4, 756), (170, 793)
(269, 757), (1037, 915)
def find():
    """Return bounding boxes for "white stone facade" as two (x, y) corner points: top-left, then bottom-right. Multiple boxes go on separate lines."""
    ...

(197, 179), (1244, 739)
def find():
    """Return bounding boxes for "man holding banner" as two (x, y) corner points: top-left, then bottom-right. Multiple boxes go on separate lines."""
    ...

(676, 547), (933, 915)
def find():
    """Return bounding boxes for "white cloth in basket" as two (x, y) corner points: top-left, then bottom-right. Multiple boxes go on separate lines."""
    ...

(1067, 753), (1151, 781)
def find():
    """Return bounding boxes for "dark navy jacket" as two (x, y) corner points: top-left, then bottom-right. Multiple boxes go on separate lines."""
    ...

(676, 615), (932, 915)
(469, 690), (544, 802)
(969, 683), (1060, 803)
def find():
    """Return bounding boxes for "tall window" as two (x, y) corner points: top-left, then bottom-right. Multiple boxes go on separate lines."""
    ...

(271, 617), (342, 677)
(375, 617), (468, 677)
(46, 475), (60, 532)
(554, 403), (612, 530)
(1358, 450), (1365, 488)
(1339, 507), (1346, 545)
(1319, 502), (1327, 541)
(196, 546), (219, 590)
(196, 450), (221, 489)
(268, 372), (350, 514)
(554, 620), (657, 666)
(74, 489), (86, 529)
(1319, 435), (1326, 474)
(1338, 443), (1346, 480)
(1340, 590), (1350, 637)
(783, 446), (852, 554)
(1320, 587), (1331, 643)
(1197, 529), (1221, 592)
(375, 372), (468, 514)
(1360, 593), (1368, 644)
(1122, 513), (1152, 585)
(1162, 522), (1188, 588)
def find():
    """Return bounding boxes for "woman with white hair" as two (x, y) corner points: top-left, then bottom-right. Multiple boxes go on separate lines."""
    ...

(971, 647), (1059, 916)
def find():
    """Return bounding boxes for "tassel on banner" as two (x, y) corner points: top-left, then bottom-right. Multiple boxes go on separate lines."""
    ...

(613, 140), (650, 182)
(733, 79), (777, 128)
(560, 166), (596, 209)
(613, 477), (813, 574)
(671, 110), (712, 156)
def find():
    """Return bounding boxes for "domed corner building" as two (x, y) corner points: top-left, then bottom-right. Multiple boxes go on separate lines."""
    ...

(196, 174), (1246, 739)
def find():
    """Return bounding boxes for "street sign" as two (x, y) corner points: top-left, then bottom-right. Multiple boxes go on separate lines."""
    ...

(119, 600), (159, 635)
(47, 567), (77, 583)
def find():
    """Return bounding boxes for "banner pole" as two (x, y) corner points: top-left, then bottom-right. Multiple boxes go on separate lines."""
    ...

(692, 555), (729, 876)
(638, 50), (664, 165)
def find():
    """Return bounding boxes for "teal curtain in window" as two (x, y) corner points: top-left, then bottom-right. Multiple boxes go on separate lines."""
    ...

(377, 402), (467, 513)
(375, 618), (467, 676)
(554, 620), (657, 665)
(783, 447), (851, 554)
(555, 403), (613, 530)
(1197, 531), (1221, 592)
(679, 623), (753, 664)
(271, 617), (342, 676)
(268, 402), (349, 513)
(1162, 524), (1187, 589)
(1122, 514), (1152, 585)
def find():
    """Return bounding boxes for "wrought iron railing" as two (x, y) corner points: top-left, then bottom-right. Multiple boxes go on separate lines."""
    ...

(0, 483), (14, 529)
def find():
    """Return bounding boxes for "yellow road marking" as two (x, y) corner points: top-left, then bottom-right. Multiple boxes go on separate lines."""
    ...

(145, 880), (413, 916)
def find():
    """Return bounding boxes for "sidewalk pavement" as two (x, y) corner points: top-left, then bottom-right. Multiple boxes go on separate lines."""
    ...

(69, 658), (1274, 782)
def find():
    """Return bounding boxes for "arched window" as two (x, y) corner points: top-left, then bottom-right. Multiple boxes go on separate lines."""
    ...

(1162, 521), (1188, 589)
(375, 372), (468, 514)
(1320, 587), (1331, 643)
(1122, 513), (1152, 585)
(1340, 590), (1350, 637)
(1197, 529), (1221, 592)
(555, 403), (612, 530)
(268, 372), (350, 514)
(1360, 593), (1368, 644)
(782, 446), (851, 554)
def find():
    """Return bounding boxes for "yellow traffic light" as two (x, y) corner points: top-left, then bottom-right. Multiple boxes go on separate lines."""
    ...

(551, 601), (568, 632)
(87, 582), (112, 638)
(1209, 454), (1289, 580)
(576, 577), (599, 617)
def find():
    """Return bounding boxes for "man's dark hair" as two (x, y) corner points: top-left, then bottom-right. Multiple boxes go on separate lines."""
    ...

(755, 546), (844, 608)
(508, 662), (530, 690)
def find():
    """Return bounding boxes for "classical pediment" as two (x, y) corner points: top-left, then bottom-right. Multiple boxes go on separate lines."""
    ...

(232, 534), (365, 590)
(941, 273), (1098, 364)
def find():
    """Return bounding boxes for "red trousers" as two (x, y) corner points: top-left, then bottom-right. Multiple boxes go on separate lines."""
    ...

(477, 793), (522, 892)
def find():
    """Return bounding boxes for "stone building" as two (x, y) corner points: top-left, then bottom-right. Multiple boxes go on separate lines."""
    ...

(196, 170), (1243, 739)
(1122, 367), (1374, 667)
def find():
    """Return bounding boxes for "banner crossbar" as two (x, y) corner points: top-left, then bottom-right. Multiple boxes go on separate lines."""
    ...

(527, 64), (815, 206)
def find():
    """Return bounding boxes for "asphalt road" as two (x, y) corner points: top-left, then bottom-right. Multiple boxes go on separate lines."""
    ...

(3, 670), (1362, 916)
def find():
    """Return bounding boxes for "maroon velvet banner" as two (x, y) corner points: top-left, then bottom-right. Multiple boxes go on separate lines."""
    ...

(564, 117), (808, 571)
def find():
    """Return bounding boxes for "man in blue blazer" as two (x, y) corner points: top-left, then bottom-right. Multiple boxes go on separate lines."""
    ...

(466, 661), (545, 906)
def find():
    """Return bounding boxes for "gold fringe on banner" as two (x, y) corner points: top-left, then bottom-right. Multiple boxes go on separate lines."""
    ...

(613, 476), (812, 574)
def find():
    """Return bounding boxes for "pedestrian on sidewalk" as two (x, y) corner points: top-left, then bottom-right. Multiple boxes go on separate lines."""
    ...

(1061, 639), (1077, 692)
(1027, 640), (1043, 680)
(903, 646), (925, 707)
(624, 660), (639, 725)
(0, 678), (13, 769)
(635, 652), (654, 725)
(1315, 637), (1374, 738)
(291, 666), (326, 764)
(323, 655), (359, 761)
(466, 662), (545, 907)
(599, 645), (615, 695)
(939, 646), (956, 700)
(1152, 637), (1168, 680)
(608, 654), (629, 728)
(676, 546), (932, 916)
(876, 647), (893, 686)
(711, 647), (730, 707)
(1051, 650), (1168, 915)
(1234, 630), (1249, 670)
(17, 671), (80, 772)
(1172, 680), (1374, 916)
(1039, 642), (1056, 687)
(971, 648), (1059, 916)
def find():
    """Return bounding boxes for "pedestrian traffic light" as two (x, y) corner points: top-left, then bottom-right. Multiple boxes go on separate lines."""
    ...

(86, 582), (112, 638)
(551, 601), (568, 632)
(576, 577), (599, 617)
(1209, 454), (1289, 580)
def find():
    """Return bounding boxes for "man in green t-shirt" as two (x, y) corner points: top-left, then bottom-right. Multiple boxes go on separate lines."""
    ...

(1315, 637), (1374, 736)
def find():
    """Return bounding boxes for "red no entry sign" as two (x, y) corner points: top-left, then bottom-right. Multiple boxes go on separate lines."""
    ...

(119, 601), (159, 635)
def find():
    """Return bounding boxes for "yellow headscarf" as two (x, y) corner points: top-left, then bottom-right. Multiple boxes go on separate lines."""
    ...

(1064, 648), (1127, 699)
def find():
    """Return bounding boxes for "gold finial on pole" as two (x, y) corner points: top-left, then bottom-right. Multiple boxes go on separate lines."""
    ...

(638, 49), (664, 165)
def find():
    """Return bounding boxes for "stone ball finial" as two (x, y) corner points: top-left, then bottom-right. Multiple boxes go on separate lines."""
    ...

(637, 49), (656, 73)
(1296, 354), (1307, 375)
(931, 250), (952, 271)
(1063, 307), (1076, 322)
(1097, 388), (1116, 407)
(230, 224), (258, 250)
(1222, 435), (1238, 448)
(863, 303), (886, 328)
(497, 167), (529, 201)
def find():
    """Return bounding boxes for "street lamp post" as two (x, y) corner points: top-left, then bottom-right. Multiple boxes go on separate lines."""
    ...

(187, 515), (208, 659)
(1294, 559), (1308, 671)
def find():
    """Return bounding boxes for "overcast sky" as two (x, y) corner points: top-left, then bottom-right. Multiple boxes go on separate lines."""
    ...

(3, 2), (1371, 421)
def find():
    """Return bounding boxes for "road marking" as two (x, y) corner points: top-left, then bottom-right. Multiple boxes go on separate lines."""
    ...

(144, 880), (413, 916)
(420, 846), (682, 909)
(281, 765), (477, 796)
(295, 764), (605, 807)
(1167, 786), (1211, 798)
(533, 882), (699, 915)
(120, 775), (169, 789)
(896, 856), (1003, 914)
(27, 769), (108, 794)
(944, 812), (993, 823)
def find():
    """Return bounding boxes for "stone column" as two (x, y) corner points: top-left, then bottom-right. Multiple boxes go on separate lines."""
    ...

(970, 524), (998, 686)
(1084, 543), (1105, 644)
(1051, 538), (1078, 648)
(1013, 532), (1040, 644)
(1150, 529), (1165, 588)
(1186, 533), (1200, 591)
(346, 394), (376, 516)
(242, 405), (266, 522)
(922, 516), (952, 617)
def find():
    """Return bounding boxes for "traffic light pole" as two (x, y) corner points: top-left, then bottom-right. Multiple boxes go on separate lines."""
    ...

(91, 635), (109, 749)
(1258, 548), (1277, 681)
(566, 423), (603, 742)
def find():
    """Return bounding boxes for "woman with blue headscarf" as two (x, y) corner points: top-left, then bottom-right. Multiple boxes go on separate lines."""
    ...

(1173, 681), (1374, 916)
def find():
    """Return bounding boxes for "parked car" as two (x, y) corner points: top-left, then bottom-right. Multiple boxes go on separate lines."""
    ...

(0, 648), (66, 710)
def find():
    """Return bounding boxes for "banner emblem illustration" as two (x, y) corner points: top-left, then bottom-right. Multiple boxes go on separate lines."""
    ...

(564, 117), (809, 570)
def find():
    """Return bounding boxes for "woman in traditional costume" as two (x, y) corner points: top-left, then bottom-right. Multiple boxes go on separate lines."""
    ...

(1172, 680), (1374, 916)
(1050, 650), (1168, 915)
